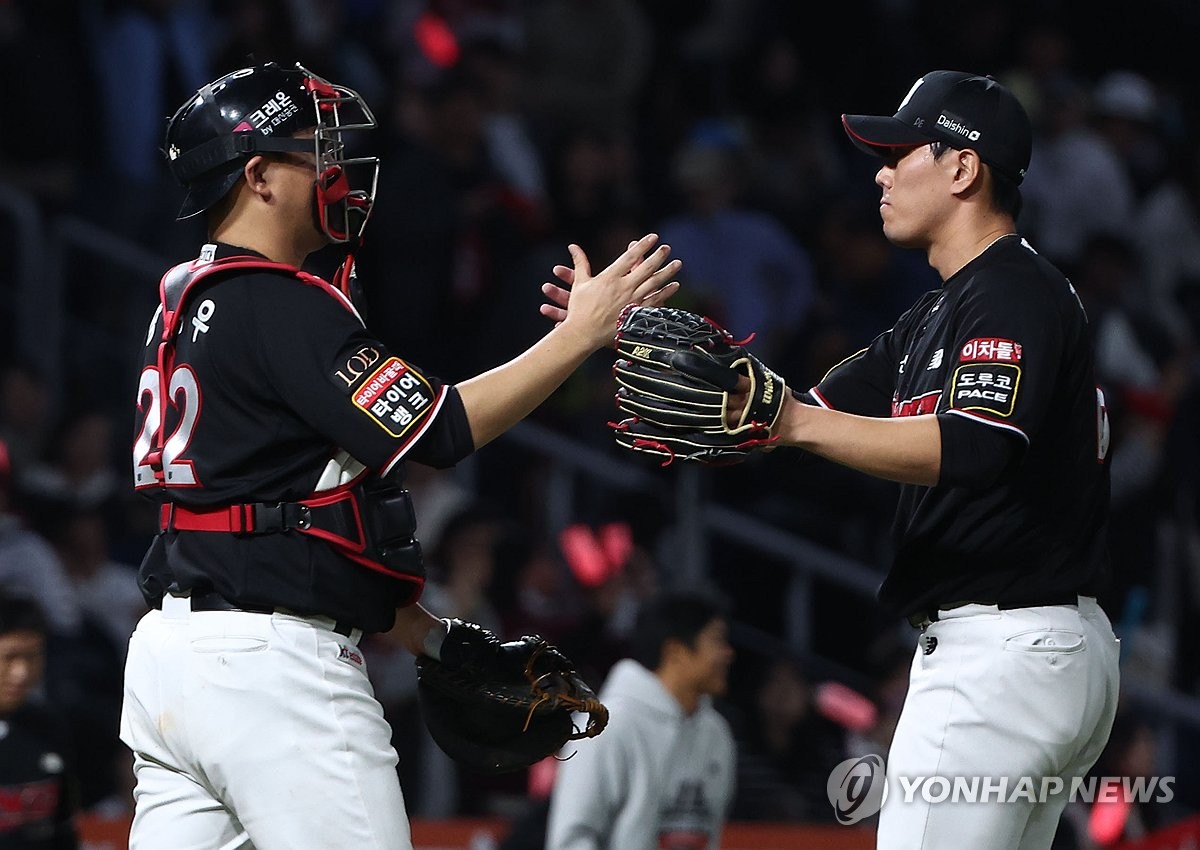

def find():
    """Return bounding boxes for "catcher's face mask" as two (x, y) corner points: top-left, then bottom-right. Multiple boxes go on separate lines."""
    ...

(303, 68), (380, 244)
(165, 61), (380, 244)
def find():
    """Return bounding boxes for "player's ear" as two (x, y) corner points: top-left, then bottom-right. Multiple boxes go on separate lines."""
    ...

(242, 155), (271, 200)
(950, 148), (984, 195)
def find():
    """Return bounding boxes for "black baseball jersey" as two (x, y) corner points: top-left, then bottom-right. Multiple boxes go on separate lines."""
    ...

(0, 702), (79, 850)
(132, 243), (475, 633)
(807, 235), (1111, 618)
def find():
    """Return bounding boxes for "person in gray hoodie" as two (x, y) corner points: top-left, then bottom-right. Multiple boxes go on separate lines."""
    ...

(545, 588), (736, 850)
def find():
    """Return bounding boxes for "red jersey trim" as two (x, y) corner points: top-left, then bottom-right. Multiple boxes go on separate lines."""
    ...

(808, 387), (834, 410)
(942, 408), (1029, 443)
(380, 385), (451, 476)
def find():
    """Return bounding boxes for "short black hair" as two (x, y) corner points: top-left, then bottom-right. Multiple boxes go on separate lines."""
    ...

(630, 589), (729, 669)
(929, 140), (1023, 219)
(0, 590), (48, 637)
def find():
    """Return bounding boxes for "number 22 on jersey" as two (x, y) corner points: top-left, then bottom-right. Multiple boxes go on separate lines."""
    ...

(134, 364), (202, 488)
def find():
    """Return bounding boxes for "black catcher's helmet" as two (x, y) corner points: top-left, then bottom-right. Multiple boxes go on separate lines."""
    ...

(164, 61), (379, 244)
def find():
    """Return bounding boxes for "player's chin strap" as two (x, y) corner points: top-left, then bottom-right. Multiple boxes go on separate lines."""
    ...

(331, 245), (368, 318)
(317, 166), (372, 244)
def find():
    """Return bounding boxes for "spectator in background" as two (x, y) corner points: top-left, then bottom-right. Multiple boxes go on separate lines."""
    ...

(1019, 73), (1136, 278)
(404, 464), (476, 571)
(731, 656), (847, 822)
(23, 409), (121, 513)
(409, 502), (508, 814)
(0, 590), (81, 850)
(532, 206), (655, 440)
(1157, 282), (1200, 699)
(497, 536), (582, 647)
(40, 505), (147, 663)
(519, 0), (652, 142)
(1000, 21), (1078, 134)
(1135, 132), (1200, 348)
(657, 124), (817, 364)
(1073, 234), (1182, 409)
(1070, 233), (1187, 625)
(360, 68), (543, 380)
(545, 588), (736, 850)
(553, 520), (661, 686)
(0, 441), (83, 639)
(844, 634), (913, 762)
(80, 0), (214, 244)
(0, 445), (126, 813)
(538, 127), (644, 265)
(0, 0), (91, 208)
(9, 412), (134, 814)
(1057, 709), (1171, 849)
(0, 362), (55, 484)
(1090, 70), (1168, 203)
(807, 194), (941, 356)
(281, 0), (389, 109)
(459, 34), (552, 238)
(737, 31), (847, 239)
(209, 0), (301, 79)
(83, 0), (212, 183)
(421, 502), (507, 640)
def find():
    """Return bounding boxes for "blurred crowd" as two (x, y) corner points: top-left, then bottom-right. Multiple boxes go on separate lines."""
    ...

(2, 0), (1200, 845)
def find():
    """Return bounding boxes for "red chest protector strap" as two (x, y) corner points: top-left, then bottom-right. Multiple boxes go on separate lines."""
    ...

(158, 478), (425, 606)
(146, 255), (356, 482)
(149, 255), (423, 601)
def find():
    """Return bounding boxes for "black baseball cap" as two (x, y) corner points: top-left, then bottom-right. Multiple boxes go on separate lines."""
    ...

(842, 70), (1033, 184)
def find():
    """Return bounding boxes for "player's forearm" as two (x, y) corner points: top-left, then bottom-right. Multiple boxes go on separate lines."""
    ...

(456, 323), (595, 449)
(394, 603), (449, 657)
(774, 396), (942, 485)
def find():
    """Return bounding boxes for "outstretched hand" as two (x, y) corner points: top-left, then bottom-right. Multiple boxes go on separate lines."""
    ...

(540, 235), (681, 347)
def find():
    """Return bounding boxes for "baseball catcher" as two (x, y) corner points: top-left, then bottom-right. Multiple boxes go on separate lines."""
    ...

(416, 620), (609, 774)
(610, 305), (787, 465)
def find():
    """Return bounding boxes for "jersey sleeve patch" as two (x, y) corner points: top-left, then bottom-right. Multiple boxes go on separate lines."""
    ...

(949, 364), (1020, 418)
(959, 337), (1022, 362)
(349, 356), (437, 438)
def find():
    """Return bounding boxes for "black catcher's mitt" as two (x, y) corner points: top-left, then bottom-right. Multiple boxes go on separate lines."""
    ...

(416, 621), (608, 774)
(610, 305), (786, 465)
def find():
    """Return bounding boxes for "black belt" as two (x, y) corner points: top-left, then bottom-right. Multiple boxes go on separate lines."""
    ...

(908, 594), (1083, 630)
(161, 590), (356, 638)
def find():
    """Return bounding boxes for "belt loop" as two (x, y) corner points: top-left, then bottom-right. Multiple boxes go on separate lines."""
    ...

(161, 593), (192, 621)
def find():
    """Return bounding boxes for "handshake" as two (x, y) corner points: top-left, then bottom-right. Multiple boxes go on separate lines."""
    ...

(608, 305), (787, 466)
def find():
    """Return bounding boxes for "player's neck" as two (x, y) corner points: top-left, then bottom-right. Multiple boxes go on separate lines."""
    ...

(211, 218), (313, 269)
(927, 214), (1017, 282)
(657, 668), (702, 715)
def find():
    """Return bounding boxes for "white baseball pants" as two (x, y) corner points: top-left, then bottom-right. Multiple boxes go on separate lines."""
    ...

(120, 595), (413, 850)
(878, 597), (1120, 850)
